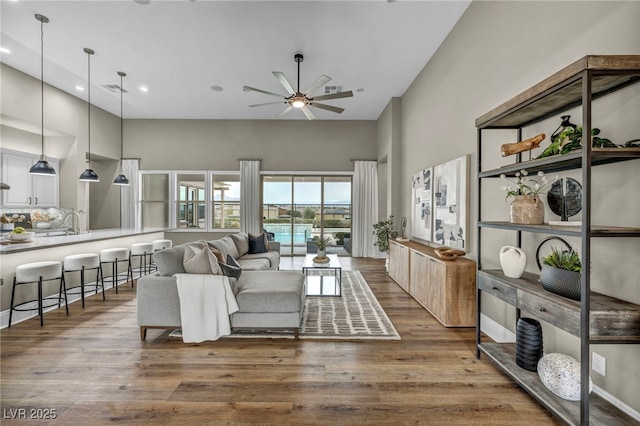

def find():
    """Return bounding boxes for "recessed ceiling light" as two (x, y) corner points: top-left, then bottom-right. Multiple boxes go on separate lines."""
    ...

(139, 86), (148, 93)
(75, 85), (84, 91)
(0, 47), (10, 54)
(356, 88), (365, 93)
(210, 85), (224, 92)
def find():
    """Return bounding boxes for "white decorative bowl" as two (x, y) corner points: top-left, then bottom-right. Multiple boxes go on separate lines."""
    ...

(9, 231), (35, 241)
(537, 353), (592, 400)
(36, 222), (52, 229)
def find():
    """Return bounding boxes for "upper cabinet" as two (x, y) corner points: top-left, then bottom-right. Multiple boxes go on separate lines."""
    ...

(1, 150), (59, 208)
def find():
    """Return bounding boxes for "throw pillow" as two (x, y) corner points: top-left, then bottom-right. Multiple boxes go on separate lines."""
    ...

(219, 258), (242, 279)
(183, 245), (222, 275)
(230, 232), (249, 257)
(208, 246), (225, 264)
(154, 246), (187, 276)
(248, 233), (269, 254)
(227, 254), (241, 269)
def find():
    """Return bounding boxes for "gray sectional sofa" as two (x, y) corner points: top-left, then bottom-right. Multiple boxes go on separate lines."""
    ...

(137, 233), (306, 340)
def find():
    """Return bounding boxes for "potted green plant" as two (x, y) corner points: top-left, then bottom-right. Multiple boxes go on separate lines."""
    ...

(539, 247), (582, 301)
(311, 236), (332, 258)
(373, 215), (398, 254)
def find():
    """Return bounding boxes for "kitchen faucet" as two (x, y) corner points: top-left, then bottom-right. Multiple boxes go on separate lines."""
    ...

(63, 210), (81, 234)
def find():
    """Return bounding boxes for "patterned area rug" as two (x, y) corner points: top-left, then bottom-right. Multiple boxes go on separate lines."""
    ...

(227, 270), (400, 340)
(300, 270), (400, 340)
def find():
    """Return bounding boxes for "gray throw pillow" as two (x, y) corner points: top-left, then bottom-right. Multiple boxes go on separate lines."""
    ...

(154, 246), (186, 276)
(220, 254), (242, 279)
(248, 233), (269, 254)
(230, 232), (249, 257)
(183, 245), (222, 275)
(227, 254), (241, 269)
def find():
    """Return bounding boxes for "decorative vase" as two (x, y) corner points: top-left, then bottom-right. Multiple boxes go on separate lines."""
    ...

(317, 249), (326, 258)
(499, 246), (527, 278)
(539, 264), (581, 301)
(510, 195), (544, 224)
(515, 317), (543, 372)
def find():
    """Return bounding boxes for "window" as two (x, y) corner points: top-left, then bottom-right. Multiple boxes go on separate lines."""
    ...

(140, 172), (170, 228)
(176, 173), (206, 229)
(212, 173), (241, 229)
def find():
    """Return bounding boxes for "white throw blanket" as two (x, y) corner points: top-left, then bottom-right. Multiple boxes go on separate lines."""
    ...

(174, 274), (239, 343)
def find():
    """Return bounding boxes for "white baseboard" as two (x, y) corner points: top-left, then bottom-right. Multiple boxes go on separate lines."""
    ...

(480, 313), (515, 343)
(480, 314), (640, 420)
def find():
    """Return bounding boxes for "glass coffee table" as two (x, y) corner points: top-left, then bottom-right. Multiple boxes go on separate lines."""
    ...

(302, 254), (342, 297)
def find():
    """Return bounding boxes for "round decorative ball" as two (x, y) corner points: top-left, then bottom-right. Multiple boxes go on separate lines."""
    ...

(537, 353), (592, 401)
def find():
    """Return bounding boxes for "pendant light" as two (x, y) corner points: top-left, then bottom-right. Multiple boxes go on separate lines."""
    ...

(29, 14), (56, 176)
(79, 47), (99, 182)
(113, 71), (130, 186)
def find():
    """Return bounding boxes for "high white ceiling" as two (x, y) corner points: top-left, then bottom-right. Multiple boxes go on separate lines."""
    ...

(1, 1), (470, 120)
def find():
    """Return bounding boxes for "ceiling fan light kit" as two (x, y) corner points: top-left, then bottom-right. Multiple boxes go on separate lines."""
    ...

(243, 53), (353, 120)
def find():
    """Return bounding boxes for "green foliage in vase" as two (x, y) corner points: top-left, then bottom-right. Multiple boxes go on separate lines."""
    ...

(536, 126), (616, 159)
(373, 216), (398, 253)
(311, 236), (332, 251)
(543, 247), (582, 273)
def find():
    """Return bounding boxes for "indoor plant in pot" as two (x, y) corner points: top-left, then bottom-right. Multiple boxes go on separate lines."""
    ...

(373, 215), (399, 257)
(311, 235), (332, 258)
(501, 169), (558, 224)
(539, 247), (582, 301)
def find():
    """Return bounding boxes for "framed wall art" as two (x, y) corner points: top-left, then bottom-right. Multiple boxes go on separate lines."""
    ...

(432, 155), (468, 250)
(411, 167), (433, 242)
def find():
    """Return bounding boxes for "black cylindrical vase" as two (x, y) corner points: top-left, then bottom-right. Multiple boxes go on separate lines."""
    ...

(515, 317), (543, 371)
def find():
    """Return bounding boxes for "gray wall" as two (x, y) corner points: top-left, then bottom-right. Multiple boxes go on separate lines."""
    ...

(392, 0), (639, 413)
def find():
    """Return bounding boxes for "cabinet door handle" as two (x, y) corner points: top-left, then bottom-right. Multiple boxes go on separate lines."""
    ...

(34, 197), (38, 205)
(28, 196), (32, 205)
(539, 307), (547, 313)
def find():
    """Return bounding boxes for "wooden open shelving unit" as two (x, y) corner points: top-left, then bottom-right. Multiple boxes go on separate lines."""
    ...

(476, 55), (640, 425)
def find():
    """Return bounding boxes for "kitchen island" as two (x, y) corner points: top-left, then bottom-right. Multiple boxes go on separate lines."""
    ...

(0, 228), (166, 326)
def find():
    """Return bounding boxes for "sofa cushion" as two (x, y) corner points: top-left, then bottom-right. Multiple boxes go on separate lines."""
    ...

(230, 232), (249, 257)
(241, 251), (280, 269)
(248, 233), (269, 254)
(183, 246), (222, 275)
(154, 246), (187, 276)
(235, 271), (304, 313)
(220, 254), (242, 279)
(237, 258), (271, 271)
(208, 236), (240, 260)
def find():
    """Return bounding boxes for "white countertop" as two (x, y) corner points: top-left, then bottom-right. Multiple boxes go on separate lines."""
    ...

(0, 228), (167, 254)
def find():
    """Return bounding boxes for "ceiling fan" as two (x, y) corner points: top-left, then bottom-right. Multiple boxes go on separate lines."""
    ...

(243, 53), (353, 120)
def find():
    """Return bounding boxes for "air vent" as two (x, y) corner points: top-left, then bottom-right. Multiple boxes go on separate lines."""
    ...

(102, 84), (128, 94)
(324, 85), (342, 94)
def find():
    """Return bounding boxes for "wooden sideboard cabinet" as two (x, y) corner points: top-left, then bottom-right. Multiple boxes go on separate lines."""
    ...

(389, 239), (476, 327)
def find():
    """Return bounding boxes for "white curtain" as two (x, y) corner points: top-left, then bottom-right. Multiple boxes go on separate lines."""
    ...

(352, 161), (379, 258)
(120, 159), (139, 229)
(240, 160), (261, 235)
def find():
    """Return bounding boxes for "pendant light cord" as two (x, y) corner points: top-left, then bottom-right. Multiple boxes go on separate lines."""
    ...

(87, 50), (91, 166)
(120, 73), (124, 173)
(40, 17), (45, 156)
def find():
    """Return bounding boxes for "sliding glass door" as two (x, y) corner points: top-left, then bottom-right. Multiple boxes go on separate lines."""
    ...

(263, 175), (351, 256)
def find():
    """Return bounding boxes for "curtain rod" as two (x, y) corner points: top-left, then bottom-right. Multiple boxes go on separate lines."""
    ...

(350, 159), (377, 162)
(238, 158), (262, 161)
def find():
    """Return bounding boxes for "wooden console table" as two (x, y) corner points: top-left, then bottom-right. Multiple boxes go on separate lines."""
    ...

(388, 239), (476, 327)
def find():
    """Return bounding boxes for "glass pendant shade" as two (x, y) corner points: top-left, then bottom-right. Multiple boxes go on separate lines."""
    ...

(79, 47), (99, 182)
(113, 71), (130, 186)
(113, 174), (129, 185)
(30, 14), (56, 176)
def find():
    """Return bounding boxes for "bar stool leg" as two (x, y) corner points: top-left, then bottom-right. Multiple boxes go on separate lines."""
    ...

(113, 260), (118, 294)
(80, 265), (86, 308)
(38, 276), (44, 327)
(8, 277), (17, 328)
(98, 266), (105, 300)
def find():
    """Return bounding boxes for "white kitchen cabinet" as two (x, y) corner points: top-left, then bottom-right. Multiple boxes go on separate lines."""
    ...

(1, 150), (59, 207)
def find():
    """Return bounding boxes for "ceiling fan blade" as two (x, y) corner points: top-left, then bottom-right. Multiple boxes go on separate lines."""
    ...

(276, 105), (293, 118)
(303, 74), (331, 96)
(249, 101), (286, 107)
(301, 106), (316, 120)
(272, 72), (296, 95)
(243, 85), (285, 98)
(308, 102), (345, 114)
(311, 90), (353, 102)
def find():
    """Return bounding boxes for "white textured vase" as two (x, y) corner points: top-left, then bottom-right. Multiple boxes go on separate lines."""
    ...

(499, 246), (527, 278)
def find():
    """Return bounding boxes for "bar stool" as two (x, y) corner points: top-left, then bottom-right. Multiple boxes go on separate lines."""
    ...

(63, 253), (104, 308)
(130, 242), (154, 278)
(100, 248), (132, 294)
(9, 261), (68, 327)
(150, 239), (173, 272)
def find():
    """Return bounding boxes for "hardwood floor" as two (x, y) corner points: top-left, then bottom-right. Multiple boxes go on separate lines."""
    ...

(0, 258), (560, 425)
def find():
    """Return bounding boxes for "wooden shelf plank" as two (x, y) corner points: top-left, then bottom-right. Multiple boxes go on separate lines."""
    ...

(475, 55), (640, 128)
(478, 222), (640, 237)
(478, 343), (637, 425)
(478, 270), (640, 341)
